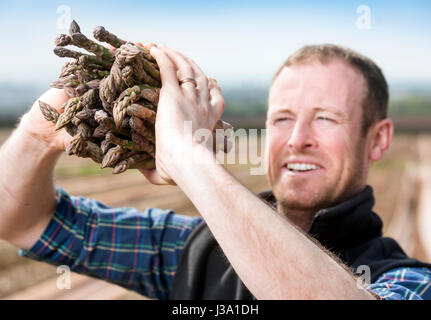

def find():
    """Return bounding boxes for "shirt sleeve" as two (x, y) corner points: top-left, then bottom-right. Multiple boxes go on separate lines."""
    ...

(367, 267), (431, 300)
(18, 186), (203, 300)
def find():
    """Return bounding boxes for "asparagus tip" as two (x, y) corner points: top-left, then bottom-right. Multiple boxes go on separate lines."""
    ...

(112, 162), (128, 174)
(69, 20), (81, 35)
(55, 34), (72, 46)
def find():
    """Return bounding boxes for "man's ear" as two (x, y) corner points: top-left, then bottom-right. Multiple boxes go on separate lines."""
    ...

(368, 118), (394, 162)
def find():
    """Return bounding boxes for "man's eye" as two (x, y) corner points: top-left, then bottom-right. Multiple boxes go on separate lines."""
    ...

(274, 118), (293, 124)
(317, 116), (334, 122)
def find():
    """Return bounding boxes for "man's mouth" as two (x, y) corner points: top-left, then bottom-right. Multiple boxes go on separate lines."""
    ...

(284, 162), (323, 173)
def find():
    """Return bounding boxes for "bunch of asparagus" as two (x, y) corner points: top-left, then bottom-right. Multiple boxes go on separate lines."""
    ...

(40, 21), (231, 174)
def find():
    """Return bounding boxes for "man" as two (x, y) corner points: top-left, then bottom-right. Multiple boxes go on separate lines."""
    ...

(0, 44), (430, 300)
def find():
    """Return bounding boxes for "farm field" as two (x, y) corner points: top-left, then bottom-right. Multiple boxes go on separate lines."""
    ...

(0, 128), (430, 299)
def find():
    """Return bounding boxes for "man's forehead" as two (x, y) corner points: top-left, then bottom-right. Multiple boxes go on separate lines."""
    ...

(268, 58), (366, 112)
(269, 104), (349, 119)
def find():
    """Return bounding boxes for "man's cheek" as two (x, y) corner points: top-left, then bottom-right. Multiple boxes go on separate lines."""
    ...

(267, 142), (281, 170)
(268, 133), (287, 159)
(318, 140), (343, 165)
(267, 154), (280, 184)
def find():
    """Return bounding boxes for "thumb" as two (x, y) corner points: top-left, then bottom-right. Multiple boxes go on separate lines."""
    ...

(136, 42), (158, 51)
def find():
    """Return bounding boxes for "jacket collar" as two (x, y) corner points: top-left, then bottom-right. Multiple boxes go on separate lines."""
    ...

(259, 186), (383, 251)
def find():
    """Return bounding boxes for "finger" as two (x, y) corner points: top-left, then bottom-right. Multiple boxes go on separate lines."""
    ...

(183, 55), (209, 104)
(208, 79), (226, 122)
(159, 46), (209, 102)
(32, 88), (69, 120)
(40, 88), (69, 111)
(150, 46), (180, 90)
(136, 42), (157, 51)
(158, 47), (197, 100)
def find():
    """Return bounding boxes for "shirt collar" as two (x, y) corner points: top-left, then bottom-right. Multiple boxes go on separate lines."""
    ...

(258, 186), (383, 250)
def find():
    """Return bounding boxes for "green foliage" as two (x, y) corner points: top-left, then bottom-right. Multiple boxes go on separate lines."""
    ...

(223, 86), (268, 117)
(388, 96), (431, 117)
(54, 162), (113, 178)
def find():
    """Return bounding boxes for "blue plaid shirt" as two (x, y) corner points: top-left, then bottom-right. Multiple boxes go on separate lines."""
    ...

(19, 186), (431, 300)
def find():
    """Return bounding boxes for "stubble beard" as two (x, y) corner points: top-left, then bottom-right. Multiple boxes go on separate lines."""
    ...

(272, 142), (367, 216)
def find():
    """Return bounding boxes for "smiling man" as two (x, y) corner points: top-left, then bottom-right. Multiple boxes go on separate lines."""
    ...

(0, 44), (430, 300)
(266, 46), (386, 232)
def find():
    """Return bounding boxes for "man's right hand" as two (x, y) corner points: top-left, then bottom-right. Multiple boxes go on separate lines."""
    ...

(0, 88), (72, 249)
(20, 88), (72, 153)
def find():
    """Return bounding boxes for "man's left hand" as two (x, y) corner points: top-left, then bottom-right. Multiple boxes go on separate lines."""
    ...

(139, 45), (225, 185)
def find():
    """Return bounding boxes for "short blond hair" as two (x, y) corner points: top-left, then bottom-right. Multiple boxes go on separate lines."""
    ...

(273, 44), (389, 135)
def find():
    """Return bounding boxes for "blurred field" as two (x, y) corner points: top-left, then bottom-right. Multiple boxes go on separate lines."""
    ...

(0, 128), (430, 299)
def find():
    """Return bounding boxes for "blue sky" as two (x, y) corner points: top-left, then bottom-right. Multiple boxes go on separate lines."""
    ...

(0, 0), (430, 88)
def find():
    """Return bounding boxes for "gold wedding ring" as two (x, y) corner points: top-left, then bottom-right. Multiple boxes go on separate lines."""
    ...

(179, 77), (198, 88)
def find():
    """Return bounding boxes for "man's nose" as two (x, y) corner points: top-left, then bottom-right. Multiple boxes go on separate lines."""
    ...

(287, 120), (317, 151)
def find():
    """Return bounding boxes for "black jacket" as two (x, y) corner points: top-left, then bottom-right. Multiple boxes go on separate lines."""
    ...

(170, 186), (431, 299)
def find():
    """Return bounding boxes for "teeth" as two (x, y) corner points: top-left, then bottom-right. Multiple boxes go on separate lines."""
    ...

(286, 163), (321, 171)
